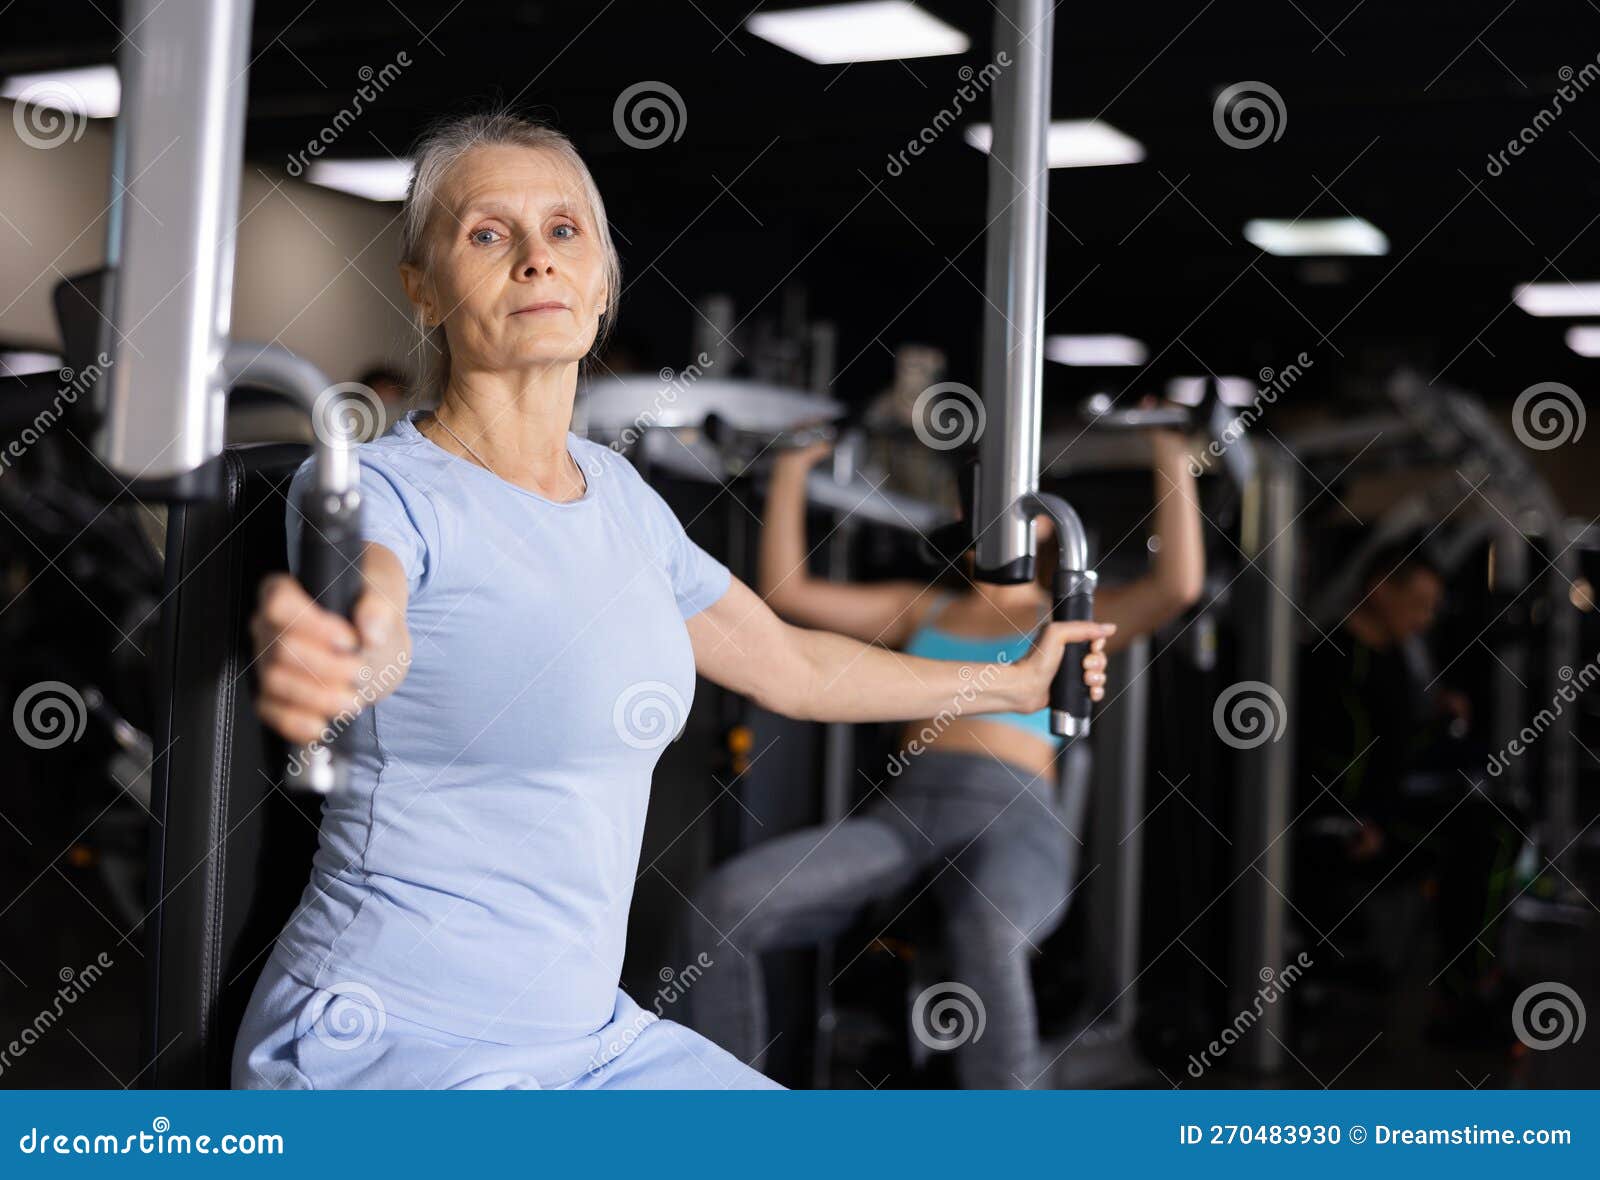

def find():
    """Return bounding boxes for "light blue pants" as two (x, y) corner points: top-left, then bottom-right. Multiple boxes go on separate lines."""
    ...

(232, 950), (781, 1090)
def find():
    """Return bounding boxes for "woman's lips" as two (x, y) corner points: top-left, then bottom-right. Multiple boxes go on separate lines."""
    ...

(512, 303), (568, 315)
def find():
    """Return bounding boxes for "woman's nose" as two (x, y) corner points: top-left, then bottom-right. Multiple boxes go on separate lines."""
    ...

(517, 238), (555, 277)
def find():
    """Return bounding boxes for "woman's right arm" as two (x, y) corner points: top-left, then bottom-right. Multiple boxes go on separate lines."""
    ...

(758, 442), (937, 648)
(251, 543), (412, 744)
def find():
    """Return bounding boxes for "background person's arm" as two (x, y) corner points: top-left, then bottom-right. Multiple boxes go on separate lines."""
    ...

(757, 441), (941, 647)
(686, 574), (1112, 724)
(1093, 428), (1206, 653)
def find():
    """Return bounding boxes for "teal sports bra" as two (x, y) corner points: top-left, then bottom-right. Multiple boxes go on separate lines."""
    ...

(900, 592), (1059, 743)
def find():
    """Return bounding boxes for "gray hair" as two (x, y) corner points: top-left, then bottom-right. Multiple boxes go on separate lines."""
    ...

(398, 110), (622, 405)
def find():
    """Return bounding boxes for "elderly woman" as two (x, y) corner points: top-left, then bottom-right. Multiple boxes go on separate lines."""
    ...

(233, 111), (1112, 1091)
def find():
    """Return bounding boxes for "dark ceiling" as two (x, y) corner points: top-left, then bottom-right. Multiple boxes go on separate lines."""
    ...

(4, 0), (1600, 417)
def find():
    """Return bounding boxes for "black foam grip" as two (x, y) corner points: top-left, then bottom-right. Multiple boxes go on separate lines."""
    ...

(1049, 568), (1096, 730)
(298, 492), (364, 620)
(297, 490), (364, 755)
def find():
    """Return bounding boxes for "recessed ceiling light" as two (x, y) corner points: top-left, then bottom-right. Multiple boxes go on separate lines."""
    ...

(1244, 217), (1388, 257)
(305, 159), (413, 202)
(0, 351), (64, 378)
(1567, 325), (1600, 356)
(1515, 282), (1600, 317)
(1045, 334), (1147, 366)
(964, 120), (1145, 168)
(1, 64), (120, 119)
(1166, 376), (1258, 407)
(746, 2), (968, 65)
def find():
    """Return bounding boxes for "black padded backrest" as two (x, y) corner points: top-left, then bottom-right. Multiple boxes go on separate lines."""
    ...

(144, 443), (323, 1088)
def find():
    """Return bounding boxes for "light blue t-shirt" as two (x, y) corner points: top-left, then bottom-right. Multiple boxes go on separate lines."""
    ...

(274, 410), (731, 1044)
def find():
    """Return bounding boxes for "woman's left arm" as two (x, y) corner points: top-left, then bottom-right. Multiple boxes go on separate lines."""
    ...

(686, 576), (1113, 723)
(1094, 428), (1206, 653)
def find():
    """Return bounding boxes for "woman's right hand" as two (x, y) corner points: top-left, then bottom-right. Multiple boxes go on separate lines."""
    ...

(771, 437), (834, 475)
(250, 572), (410, 745)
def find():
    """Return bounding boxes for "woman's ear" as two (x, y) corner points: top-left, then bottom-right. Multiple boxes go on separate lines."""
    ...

(399, 262), (430, 323)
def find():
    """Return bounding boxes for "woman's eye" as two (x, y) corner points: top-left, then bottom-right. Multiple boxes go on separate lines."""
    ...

(470, 228), (501, 245)
(552, 223), (578, 240)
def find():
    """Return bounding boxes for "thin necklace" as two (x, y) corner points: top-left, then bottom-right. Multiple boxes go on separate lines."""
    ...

(425, 410), (586, 499)
(426, 410), (496, 474)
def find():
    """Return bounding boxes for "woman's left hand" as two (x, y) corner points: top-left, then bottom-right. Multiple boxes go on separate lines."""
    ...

(1006, 620), (1115, 713)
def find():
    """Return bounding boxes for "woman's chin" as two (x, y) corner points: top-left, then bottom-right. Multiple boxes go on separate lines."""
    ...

(503, 338), (594, 369)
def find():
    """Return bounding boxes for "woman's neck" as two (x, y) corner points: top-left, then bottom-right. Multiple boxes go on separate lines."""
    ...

(428, 362), (585, 498)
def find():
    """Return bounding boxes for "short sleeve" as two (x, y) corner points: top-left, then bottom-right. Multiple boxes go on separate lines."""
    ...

(284, 452), (437, 596)
(617, 459), (731, 619)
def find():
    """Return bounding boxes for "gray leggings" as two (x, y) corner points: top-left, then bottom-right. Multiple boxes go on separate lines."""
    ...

(682, 748), (1087, 1089)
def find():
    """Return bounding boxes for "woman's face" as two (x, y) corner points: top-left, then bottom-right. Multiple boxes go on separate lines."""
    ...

(403, 144), (609, 377)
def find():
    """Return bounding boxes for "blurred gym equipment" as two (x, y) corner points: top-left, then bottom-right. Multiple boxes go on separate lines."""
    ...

(80, 0), (365, 1084)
